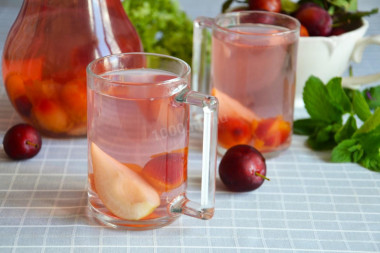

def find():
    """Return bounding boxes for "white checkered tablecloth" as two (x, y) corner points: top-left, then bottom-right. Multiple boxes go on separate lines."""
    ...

(1, 1), (380, 252)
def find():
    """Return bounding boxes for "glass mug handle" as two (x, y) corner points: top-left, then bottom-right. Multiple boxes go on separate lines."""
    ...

(192, 17), (214, 94)
(170, 88), (218, 220)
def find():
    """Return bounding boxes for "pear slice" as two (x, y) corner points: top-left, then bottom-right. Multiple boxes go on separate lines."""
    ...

(91, 142), (160, 220)
(212, 88), (260, 122)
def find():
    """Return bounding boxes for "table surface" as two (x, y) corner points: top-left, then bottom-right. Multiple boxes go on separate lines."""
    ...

(1, 1), (380, 252)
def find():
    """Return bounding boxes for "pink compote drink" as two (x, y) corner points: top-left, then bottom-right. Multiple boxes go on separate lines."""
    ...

(2, 0), (142, 137)
(212, 23), (298, 154)
(87, 69), (189, 228)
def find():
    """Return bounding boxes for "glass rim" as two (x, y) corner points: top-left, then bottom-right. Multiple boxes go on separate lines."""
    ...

(86, 52), (191, 87)
(214, 10), (300, 37)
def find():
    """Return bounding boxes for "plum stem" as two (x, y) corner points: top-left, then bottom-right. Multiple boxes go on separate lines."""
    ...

(255, 172), (270, 181)
(26, 140), (39, 149)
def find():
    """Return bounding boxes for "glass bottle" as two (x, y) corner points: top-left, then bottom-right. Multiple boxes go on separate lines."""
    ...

(2, 0), (143, 137)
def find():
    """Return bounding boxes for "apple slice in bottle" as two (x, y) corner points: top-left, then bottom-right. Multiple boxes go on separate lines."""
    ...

(211, 88), (260, 122)
(218, 116), (253, 149)
(254, 115), (291, 148)
(90, 143), (160, 220)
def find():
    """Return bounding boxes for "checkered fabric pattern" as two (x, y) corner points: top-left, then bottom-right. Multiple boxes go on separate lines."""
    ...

(1, 0), (380, 252)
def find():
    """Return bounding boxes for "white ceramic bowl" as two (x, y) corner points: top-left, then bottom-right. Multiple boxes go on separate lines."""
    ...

(295, 19), (380, 107)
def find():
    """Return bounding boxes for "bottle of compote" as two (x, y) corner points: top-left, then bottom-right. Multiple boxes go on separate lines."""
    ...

(2, 0), (142, 137)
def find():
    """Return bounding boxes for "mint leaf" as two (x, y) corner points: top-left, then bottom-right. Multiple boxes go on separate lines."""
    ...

(308, 137), (336, 150)
(307, 123), (341, 150)
(303, 76), (343, 123)
(334, 115), (357, 143)
(352, 148), (364, 163)
(356, 126), (380, 157)
(347, 142), (364, 162)
(331, 139), (358, 162)
(346, 126), (380, 171)
(354, 107), (380, 136)
(353, 90), (372, 121)
(297, 76), (379, 172)
(363, 86), (380, 109)
(360, 155), (380, 172)
(315, 123), (341, 143)
(326, 77), (352, 113)
(293, 118), (326, 135)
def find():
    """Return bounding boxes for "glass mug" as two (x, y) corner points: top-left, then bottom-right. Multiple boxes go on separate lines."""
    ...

(86, 53), (218, 230)
(193, 11), (300, 156)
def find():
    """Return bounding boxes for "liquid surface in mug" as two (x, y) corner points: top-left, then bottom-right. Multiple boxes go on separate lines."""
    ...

(87, 69), (189, 223)
(212, 23), (298, 153)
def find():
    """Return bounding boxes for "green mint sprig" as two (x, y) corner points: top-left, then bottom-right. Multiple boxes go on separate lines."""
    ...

(294, 76), (380, 172)
(363, 86), (380, 109)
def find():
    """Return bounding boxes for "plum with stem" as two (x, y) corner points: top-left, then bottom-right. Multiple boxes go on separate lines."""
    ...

(3, 123), (42, 160)
(219, 145), (269, 192)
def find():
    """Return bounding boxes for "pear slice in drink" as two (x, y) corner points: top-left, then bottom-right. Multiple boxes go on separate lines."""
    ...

(91, 142), (160, 220)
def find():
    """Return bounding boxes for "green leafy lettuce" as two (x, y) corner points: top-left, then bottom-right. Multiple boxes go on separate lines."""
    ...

(122, 0), (193, 65)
